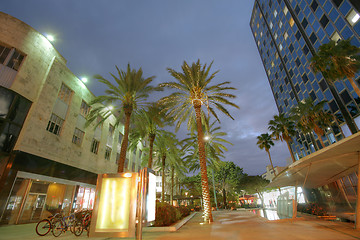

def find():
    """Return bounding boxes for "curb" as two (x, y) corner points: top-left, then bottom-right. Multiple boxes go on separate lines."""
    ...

(143, 212), (197, 232)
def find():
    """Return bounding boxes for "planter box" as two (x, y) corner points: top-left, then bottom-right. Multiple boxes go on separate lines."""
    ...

(143, 212), (197, 232)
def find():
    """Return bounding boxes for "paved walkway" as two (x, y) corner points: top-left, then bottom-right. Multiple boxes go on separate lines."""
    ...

(1, 210), (360, 239)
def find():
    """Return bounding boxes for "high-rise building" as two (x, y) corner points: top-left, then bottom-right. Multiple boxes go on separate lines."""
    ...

(250, 0), (360, 160)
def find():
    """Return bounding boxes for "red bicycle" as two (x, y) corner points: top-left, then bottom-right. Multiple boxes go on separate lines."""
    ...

(73, 210), (92, 237)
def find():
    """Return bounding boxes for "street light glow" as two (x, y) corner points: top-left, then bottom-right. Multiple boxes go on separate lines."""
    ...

(204, 135), (210, 141)
(81, 77), (88, 83)
(45, 34), (55, 42)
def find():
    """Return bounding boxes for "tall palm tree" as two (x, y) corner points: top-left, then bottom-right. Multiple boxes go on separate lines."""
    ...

(290, 98), (333, 149)
(311, 39), (360, 98)
(256, 133), (276, 176)
(268, 113), (297, 163)
(159, 60), (239, 222)
(87, 64), (156, 173)
(132, 103), (168, 169)
(152, 130), (181, 202)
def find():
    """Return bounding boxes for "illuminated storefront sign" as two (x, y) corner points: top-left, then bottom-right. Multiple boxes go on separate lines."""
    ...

(146, 171), (156, 223)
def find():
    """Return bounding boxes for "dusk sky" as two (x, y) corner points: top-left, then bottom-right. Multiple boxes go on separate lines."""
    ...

(2, 0), (291, 175)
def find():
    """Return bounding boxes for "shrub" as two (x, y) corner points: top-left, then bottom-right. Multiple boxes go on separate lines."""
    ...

(178, 206), (191, 218)
(297, 203), (327, 216)
(154, 202), (180, 226)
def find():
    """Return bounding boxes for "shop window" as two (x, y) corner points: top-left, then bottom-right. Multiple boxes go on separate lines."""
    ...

(346, 9), (360, 26)
(90, 138), (100, 154)
(80, 100), (90, 117)
(46, 114), (64, 135)
(58, 84), (73, 105)
(72, 128), (84, 146)
(105, 146), (112, 160)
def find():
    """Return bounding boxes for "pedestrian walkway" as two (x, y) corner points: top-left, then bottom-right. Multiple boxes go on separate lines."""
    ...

(1, 210), (360, 239)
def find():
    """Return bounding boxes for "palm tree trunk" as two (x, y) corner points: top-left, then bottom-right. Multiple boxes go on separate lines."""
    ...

(147, 134), (155, 168)
(222, 188), (227, 208)
(171, 166), (174, 206)
(267, 150), (276, 177)
(348, 77), (360, 100)
(161, 154), (166, 202)
(286, 140), (296, 163)
(194, 102), (213, 222)
(315, 130), (326, 148)
(117, 111), (131, 173)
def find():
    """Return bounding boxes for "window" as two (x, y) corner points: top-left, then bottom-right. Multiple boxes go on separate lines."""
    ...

(46, 114), (64, 135)
(274, 33), (278, 40)
(279, 20), (283, 28)
(320, 14), (330, 28)
(289, 18), (295, 27)
(331, 32), (341, 42)
(346, 9), (360, 26)
(295, 58), (301, 67)
(72, 128), (85, 146)
(109, 124), (114, 137)
(332, 0), (343, 8)
(80, 100), (90, 116)
(309, 32), (318, 44)
(105, 146), (112, 160)
(289, 43), (294, 52)
(58, 84), (73, 104)
(311, 0), (318, 12)
(274, 10), (278, 17)
(284, 32), (289, 40)
(270, 22), (273, 29)
(295, 5), (301, 15)
(301, 18), (308, 28)
(279, 43), (283, 51)
(0, 45), (25, 71)
(284, 6), (288, 15)
(295, 31), (301, 40)
(303, 45), (309, 55)
(91, 138), (100, 154)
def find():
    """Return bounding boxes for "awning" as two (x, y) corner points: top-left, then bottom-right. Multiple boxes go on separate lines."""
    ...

(268, 131), (360, 189)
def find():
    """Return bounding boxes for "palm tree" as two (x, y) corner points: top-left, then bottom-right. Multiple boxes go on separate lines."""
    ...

(87, 64), (156, 173)
(311, 39), (360, 98)
(159, 60), (239, 222)
(268, 113), (297, 163)
(132, 103), (168, 169)
(152, 130), (181, 202)
(256, 133), (276, 176)
(290, 98), (333, 149)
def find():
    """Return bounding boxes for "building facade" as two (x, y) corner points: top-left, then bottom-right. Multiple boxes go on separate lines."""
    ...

(262, 165), (286, 181)
(250, 0), (360, 215)
(0, 12), (143, 224)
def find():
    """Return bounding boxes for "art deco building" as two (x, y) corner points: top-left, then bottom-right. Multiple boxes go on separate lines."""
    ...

(0, 12), (143, 224)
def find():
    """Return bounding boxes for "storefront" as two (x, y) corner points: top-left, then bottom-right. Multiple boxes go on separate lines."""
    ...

(0, 151), (97, 225)
(1, 171), (95, 224)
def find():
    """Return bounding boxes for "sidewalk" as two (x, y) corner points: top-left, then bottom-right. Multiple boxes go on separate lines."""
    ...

(1, 210), (360, 239)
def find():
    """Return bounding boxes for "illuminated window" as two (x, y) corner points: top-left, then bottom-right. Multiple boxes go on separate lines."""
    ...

(257, 23), (260, 28)
(72, 128), (85, 146)
(109, 124), (114, 137)
(267, 69), (271, 75)
(331, 32), (341, 43)
(80, 100), (90, 116)
(284, 32), (289, 40)
(279, 43), (283, 51)
(58, 84), (73, 104)
(271, 61), (275, 67)
(274, 33), (278, 40)
(279, 20), (283, 28)
(91, 138), (100, 154)
(260, 31), (263, 37)
(270, 22), (273, 29)
(283, 6), (288, 15)
(275, 52), (279, 59)
(105, 146), (112, 160)
(346, 9), (360, 26)
(289, 17), (295, 27)
(274, 10), (278, 17)
(46, 114), (64, 135)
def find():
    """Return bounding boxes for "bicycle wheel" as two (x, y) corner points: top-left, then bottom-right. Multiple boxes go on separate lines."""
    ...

(35, 219), (51, 236)
(72, 219), (84, 236)
(52, 219), (64, 237)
